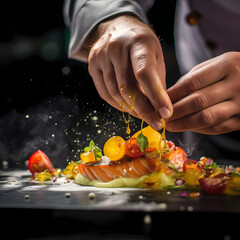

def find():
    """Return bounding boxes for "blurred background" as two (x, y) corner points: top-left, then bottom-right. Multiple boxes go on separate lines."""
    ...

(0, 0), (181, 169)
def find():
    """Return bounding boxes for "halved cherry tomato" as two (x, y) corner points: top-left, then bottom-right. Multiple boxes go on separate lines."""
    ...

(183, 159), (203, 173)
(199, 174), (231, 194)
(125, 138), (144, 158)
(28, 150), (55, 174)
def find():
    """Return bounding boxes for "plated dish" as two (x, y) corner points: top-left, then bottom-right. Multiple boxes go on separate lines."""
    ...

(27, 123), (240, 196)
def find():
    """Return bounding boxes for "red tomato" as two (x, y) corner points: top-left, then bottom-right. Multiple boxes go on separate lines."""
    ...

(28, 150), (55, 174)
(199, 174), (231, 194)
(165, 145), (187, 170)
(183, 159), (203, 173)
(125, 138), (145, 158)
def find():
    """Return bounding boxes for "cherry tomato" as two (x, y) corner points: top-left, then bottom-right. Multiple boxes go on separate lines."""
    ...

(183, 159), (203, 173)
(125, 138), (144, 158)
(28, 150), (55, 174)
(199, 174), (231, 194)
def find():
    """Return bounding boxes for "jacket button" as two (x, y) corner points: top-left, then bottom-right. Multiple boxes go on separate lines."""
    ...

(206, 40), (217, 50)
(186, 11), (202, 25)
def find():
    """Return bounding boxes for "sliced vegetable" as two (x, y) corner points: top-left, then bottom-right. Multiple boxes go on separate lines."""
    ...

(174, 178), (185, 186)
(183, 159), (203, 173)
(125, 138), (145, 158)
(103, 136), (125, 161)
(28, 150), (55, 174)
(199, 174), (231, 194)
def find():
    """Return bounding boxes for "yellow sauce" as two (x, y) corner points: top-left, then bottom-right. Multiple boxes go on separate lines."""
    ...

(75, 172), (176, 188)
(159, 119), (168, 159)
(75, 173), (147, 188)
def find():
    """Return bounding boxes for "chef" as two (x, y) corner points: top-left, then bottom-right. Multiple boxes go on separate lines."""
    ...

(64, 0), (240, 160)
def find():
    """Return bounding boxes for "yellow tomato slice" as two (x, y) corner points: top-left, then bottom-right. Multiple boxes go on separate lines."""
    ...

(103, 136), (125, 161)
(131, 126), (163, 151)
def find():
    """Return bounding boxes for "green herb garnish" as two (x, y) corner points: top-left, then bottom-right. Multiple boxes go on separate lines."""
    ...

(137, 120), (149, 152)
(137, 132), (149, 152)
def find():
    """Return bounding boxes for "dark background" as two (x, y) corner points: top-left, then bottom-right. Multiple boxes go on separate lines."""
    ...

(0, 0), (181, 169)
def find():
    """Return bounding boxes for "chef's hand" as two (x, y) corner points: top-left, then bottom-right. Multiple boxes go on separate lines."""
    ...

(167, 52), (240, 134)
(86, 15), (172, 130)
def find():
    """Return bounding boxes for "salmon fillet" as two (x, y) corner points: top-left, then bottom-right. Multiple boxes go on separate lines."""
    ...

(78, 152), (161, 182)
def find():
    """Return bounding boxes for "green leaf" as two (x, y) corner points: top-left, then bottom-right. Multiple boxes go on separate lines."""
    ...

(89, 140), (95, 148)
(137, 132), (149, 152)
(84, 146), (91, 152)
(92, 145), (103, 158)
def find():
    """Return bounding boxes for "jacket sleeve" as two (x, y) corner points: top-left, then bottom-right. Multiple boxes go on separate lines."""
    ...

(63, 0), (154, 62)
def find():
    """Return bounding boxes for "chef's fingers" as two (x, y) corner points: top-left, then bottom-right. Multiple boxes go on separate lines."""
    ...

(130, 36), (173, 120)
(167, 57), (227, 104)
(99, 56), (139, 115)
(88, 64), (139, 118)
(191, 116), (240, 135)
(166, 100), (240, 132)
(88, 40), (139, 118)
(168, 78), (232, 121)
(109, 40), (163, 130)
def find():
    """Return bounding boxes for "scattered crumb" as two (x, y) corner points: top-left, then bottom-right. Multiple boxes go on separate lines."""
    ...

(187, 206), (194, 212)
(65, 192), (71, 198)
(158, 203), (167, 211)
(138, 195), (143, 200)
(179, 205), (185, 211)
(143, 214), (152, 225)
(88, 192), (96, 200)
(24, 194), (30, 200)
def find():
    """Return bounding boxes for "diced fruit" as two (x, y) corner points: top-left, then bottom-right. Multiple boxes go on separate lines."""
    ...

(103, 136), (125, 161)
(183, 168), (204, 185)
(63, 161), (76, 179)
(225, 176), (240, 195)
(81, 150), (96, 163)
